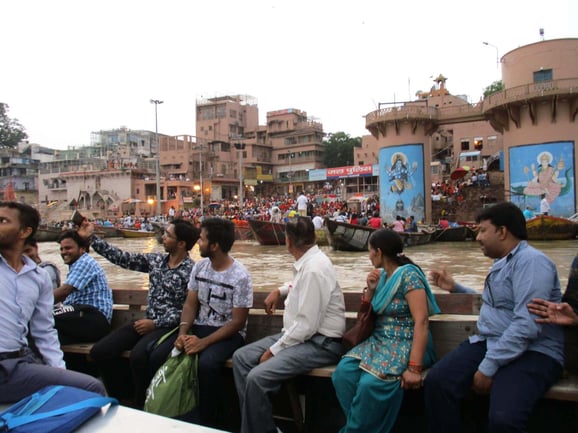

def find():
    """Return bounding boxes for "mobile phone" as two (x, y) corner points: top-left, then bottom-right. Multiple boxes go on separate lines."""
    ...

(71, 210), (85, 226)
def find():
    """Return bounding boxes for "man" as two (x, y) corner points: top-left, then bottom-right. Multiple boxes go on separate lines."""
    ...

(80, 218), (199, 407)
(540, 193), (551, 215)
(175, 217), (252, 427)
(53, 230), (112, 345)
(23, 236), (61, 289)
(312, 211), (324, 230)
(233, 216), (345, 433)
(425, 202), (564, 433)
(0, 202), (104, 403)
(523, 205), (535, 220)
(296, 191), (308, 217)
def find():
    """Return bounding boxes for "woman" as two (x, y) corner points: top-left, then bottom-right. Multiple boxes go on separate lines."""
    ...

(332, 229), (440, 433)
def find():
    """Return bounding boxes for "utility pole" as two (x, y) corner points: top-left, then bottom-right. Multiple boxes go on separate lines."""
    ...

(150, 99), (163, 216)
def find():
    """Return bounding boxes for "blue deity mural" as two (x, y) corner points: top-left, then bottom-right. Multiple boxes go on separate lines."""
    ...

(379, 144), (425, 223)
(509, 141), (576, 217)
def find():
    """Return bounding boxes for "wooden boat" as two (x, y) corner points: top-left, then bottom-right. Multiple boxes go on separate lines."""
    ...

(94, 225), (122, 238)
(248, 219), (286, 245)
(526, 215), (578, 241)
(35, 226), (63, 242)
(324, 218), (375, 252)
(399, 229), (436, 247)
(118, 228), (157, 239)
(434, 226), (470, 242)
(233, 219), (254, 241)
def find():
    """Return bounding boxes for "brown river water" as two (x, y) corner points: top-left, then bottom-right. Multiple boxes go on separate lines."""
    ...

(38, 237), (576, 294)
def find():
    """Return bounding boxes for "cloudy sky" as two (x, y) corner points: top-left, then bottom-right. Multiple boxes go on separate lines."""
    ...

(2, 0), (577, 149)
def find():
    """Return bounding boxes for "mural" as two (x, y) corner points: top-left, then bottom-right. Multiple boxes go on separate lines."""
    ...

(379, 144), (425, 223)
(509, 141), (575, 217)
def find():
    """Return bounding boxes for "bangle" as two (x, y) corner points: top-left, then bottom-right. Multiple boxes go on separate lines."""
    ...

(407, 361), (423, 374)
(179, 321), (189, 327)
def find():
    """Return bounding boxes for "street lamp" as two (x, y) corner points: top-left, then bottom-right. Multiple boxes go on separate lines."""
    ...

(234, 142), (246, 206)
(150, 99), (163, 216)
(192, 144), (205, 215)
(287, 150), (294, 194)
(482, 41), (500, 70)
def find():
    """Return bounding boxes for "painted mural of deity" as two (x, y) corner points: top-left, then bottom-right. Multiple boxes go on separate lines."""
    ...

(523, 151), (563, 204)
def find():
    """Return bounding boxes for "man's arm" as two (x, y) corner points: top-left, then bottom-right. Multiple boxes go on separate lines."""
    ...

(53, 283), (75, 303)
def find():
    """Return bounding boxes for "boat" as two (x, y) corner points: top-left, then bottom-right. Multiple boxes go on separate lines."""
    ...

(233, 219), (254, 241)
(324, 218), (376, 252)
(117, 229), (157, 239)
(399, 229), (436, 247)
(35, 226), (63, 242)
(248, 219), (286, 245)
(434, 225), (470, 242)
(526, 215), (578, 241)
(94, 225), (122, 238)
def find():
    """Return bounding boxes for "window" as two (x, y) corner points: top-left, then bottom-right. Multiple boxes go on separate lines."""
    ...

(474, 137), (483, 151)
(533, 69), (553, 83)
(461, 140), (470, 151)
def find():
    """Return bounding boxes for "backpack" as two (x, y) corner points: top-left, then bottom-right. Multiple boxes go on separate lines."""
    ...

(0, 385), (117, 433)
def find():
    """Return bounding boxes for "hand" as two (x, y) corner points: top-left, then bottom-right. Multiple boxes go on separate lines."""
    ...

(264, 289), (280, 315)
(182, 334), (208, 355)
(400, 370), (423, 390)
(77, 220), (95, 239)
(528, 299), (578, 326)
(429, 268), (455, 292)
(471, 370), (493, 395)
(174, 335), (186, 351)
(133, 319), (155, 335)
(259, 349), (274, 364)
(366, 269), (381, 291)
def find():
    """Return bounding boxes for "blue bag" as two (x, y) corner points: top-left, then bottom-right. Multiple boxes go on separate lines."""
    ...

(0, 385), (118, 433)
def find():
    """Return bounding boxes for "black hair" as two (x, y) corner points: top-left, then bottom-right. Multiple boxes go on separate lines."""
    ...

(476, 202), (527, 240)
(172, 218), (200, 251)
(0, 201), (40, 239)
(285, 216), (315, 249)
(57, 229), (90, 249)
(200, 217), (235, 253)
(368, 229), (419, 268)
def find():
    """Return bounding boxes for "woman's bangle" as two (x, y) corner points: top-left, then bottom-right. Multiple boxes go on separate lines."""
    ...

(407, 361), (423, 374)
(179, 321), (189, 327)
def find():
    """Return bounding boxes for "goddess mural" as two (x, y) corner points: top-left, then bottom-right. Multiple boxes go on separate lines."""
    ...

(523, 151), (563, 203)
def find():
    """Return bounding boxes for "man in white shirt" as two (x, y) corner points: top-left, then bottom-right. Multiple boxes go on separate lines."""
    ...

(540, 194), (551, 216)
(233, 217), (346, 433)
(296, 192), (308, 217)
(312, 212), (324, 230)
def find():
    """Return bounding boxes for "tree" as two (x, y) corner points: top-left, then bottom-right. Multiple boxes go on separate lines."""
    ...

(483, 80), (504, 98)
(0, 103), (28, 149)
(323, 132), (361, 168)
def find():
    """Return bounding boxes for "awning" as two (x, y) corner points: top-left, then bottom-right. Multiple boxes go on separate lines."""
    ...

(459, 151), (480, 158)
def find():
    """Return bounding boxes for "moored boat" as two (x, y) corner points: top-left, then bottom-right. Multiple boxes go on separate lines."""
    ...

(94, 225), (122, 238)
(35, 226), (63, 242)
(399, 229), (436, 247)
(118, 229), (156, 239)
(233, 219), (254, 241)
(434, 225), (470, 242)
(248, 219), (286, 245)
(324, 218), (376, 252)
(526, 215), (578, 241)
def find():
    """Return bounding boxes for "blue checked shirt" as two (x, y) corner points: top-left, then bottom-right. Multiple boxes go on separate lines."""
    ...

(63, 252), (113, 322)
(91, 237), (194, 328)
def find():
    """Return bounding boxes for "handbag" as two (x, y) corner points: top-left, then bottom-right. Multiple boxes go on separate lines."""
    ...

(144, 348), (199, 418)
(0, 385), (118, 433)
(342, 300), (376, 351)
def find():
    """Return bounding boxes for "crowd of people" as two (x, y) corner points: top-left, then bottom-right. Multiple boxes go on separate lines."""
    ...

(0, 200), (576, 433)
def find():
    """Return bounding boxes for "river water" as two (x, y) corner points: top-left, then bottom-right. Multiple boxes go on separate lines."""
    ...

(38, 237), (576, 294)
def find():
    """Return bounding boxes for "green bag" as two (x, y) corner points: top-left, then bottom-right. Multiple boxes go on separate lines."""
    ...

(144, 348), (199, 418)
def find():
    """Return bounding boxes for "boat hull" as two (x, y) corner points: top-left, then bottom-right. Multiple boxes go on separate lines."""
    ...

(526, 215), (578, 241)
(324, 218), (375, 252)
(399, 230), (435, 247)
(248, 220), (286, 245)
(233, 220), (254, 241)
(435, 226), (469, 242)
(118, 229), (156, 239)
(35, 227), (62, 242)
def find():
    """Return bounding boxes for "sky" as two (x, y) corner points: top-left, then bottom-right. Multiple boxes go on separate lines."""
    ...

(2, 0), (577, 150)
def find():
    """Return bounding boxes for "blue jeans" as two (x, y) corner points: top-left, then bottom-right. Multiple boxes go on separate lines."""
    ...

(424, 340), (562, 433)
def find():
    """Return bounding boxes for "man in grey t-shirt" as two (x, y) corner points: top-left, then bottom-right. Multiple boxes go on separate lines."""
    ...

(176, 217), (252, 428)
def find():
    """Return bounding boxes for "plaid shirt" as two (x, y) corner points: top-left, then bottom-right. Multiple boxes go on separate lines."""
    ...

(91, 237), (194, 328)
(63, 253), (113, 321)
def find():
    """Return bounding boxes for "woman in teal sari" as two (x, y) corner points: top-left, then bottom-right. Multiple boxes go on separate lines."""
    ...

(332, 229), (440, 433)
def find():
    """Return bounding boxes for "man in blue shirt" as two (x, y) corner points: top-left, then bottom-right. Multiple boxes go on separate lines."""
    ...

(53, 230), (112, 345)
(426, 201), (564, 433)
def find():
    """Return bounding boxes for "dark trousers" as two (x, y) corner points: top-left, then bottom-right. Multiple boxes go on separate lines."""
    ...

(54, 306), (110, 345)
(89, 322), (175, 406)
(424, 340), (562, 433)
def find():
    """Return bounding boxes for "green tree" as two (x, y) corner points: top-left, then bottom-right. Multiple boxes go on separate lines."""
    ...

(0, 103), (28, 149)
(483, 80), (504, 97)
(323, 132), (361, 168)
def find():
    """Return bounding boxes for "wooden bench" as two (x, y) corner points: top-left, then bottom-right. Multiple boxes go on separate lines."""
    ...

(61, 289), (578, 431)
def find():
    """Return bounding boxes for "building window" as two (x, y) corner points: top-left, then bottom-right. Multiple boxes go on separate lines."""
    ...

(474, 137), (483, 151)
(460, 140), (470, 151)
(533, 69), (553, 82)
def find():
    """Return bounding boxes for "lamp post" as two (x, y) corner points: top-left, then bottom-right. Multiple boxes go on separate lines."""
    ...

(192, 144), (204, 215)
(482, 41), (500, 70)
(234, 142), (246, 206)
(287, 150), (293, 195)
(150, 99), (163, 216)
